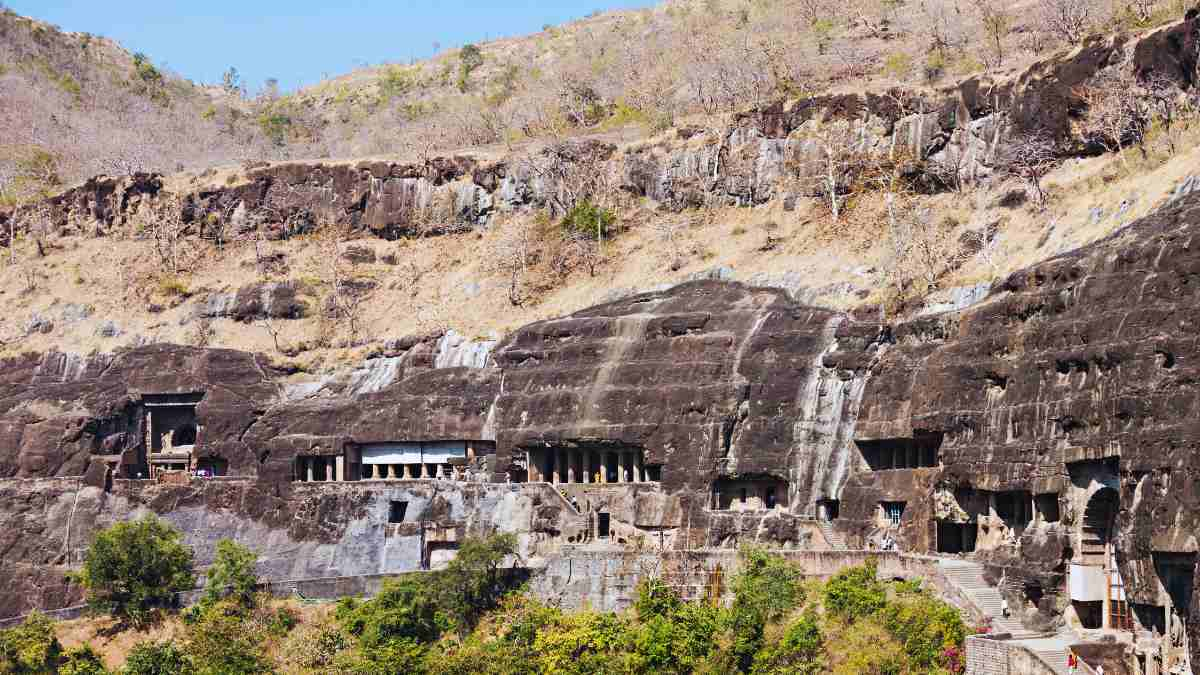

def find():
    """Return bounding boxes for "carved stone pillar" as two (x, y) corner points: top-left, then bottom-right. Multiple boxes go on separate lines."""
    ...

(306, 457), (314, 482)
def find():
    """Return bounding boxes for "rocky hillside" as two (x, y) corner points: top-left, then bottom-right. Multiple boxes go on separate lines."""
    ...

(1, 10), (1199, 371)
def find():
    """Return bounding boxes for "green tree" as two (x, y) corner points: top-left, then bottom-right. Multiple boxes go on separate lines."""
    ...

(434, 533), (518, 634)
(59, 646), (108, 675)
(184, 602), (271, 675)
(823, 560), (886, 622)
(751, 610), (823, 674)
(76, 517), (195, 628)
(879, 589), (967, 670)
(560, 200), (616, 242)
(201, 540), (259, 610)
(630, 579), (719, 673)
(336, 576), (442, 672)
(726, 548), (804, 672)
(0, 612), (62, 674)
(122, 640), (193, 675)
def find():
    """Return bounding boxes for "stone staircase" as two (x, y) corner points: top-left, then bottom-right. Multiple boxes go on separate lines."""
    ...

(938, 560), (1034, 637)
(1021, 637), (1076, 675)
(817, 520), (848, 550)
(941, 560), (1080, 675)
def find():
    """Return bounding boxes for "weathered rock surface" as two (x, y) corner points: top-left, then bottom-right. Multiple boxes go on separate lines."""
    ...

(6, 17), (1197, 242)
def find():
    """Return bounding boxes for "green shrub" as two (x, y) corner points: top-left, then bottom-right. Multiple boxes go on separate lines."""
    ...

(59, 646), (109, 675)
(200, 540), (259, 610)
(337, 577), (443, 649)
(379, 65), (415, 100)
(184, 602), (271, 675)
(823, 560), (886, 622)
(880, 590), (967, 670)
(0, 612), (63, 674)
(883, 52), (913, 80)
(727, 548), (804, 671)
(123, 640), (193, 675)
(457, 43), (484, 92)
(132, 52), (162, 85)
(76, 516), (195, 628)
(561, 200), (616, 241)
(629, 579), (719, 672)
(156, 276), (190, 298)
(751, 610), (823, 675)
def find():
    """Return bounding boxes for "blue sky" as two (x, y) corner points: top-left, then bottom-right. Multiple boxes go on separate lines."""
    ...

(8, 0), (656, 92)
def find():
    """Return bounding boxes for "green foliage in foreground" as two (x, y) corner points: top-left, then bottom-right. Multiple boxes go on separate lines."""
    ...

(34, 539), (969, 675)
(75, 516), (195, 628)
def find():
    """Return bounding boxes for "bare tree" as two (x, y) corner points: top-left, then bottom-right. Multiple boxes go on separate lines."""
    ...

(975, 1), (1014, 68)
(312, 223), (369, 344)
(1037, 0), (1096, 44)
(1143, 73), (1183, 155)
(1076, 67), (1150, 166)
(999, 132), (1059, 209)
(259, 316), (285, 353)
(791, 120), (866, 223)
(492, 216), (538, 306)
(140, 194), (191, 274)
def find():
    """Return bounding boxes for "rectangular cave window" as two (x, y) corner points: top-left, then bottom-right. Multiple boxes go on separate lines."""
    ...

(1036, 493), (1061, 523)
(765, 487), (777, 509)
(882, 501), (905, 527)
(597, 512), (611, 539)
(645, 465), (662, 482)
(740, 488), (748, 505)
(389, 501), (408, 524)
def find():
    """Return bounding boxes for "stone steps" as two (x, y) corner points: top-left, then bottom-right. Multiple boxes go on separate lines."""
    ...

(817, 520), (847, 550)
(1032, 648), (1071, 675)
(938, 561), (1036, 638)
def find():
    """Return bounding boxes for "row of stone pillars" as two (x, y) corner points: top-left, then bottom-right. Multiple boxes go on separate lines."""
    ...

(363, 463), (458, 480)
(299, 455), (344, 482)
(528, 448), (647, 484)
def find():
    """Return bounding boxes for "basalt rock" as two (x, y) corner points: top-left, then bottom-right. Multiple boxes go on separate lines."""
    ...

(7, 17), (1197, 243)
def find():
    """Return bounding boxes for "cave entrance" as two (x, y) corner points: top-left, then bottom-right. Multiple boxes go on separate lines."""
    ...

(996, 491), (1034, 536)
(817, 499), (840, 521)
(936, 521), (978, 554)
(196, 457), (228, 477)
(711, 477), (790, 511)
(1154, 552), (1195, 616)
(597, 512), (611, 539)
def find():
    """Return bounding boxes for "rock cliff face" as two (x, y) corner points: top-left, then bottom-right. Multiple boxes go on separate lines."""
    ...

(6, 17), (1197, 244)
(5, 187), (1200, 659)
(4, 16), (1200, 661)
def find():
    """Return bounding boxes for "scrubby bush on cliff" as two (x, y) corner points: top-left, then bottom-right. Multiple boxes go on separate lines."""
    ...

(560, 200), (616, 242)
(184, 601), (272, 675)
(58, 646), (108, 675)
(199, 539), (259, 610)
(122, 640), (192, 675)
(0, 612), (62, 674)
(76, 516), (195, 628)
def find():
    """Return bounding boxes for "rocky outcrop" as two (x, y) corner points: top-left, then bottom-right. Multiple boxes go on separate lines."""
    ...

(0, 346), (280, 479)
(7, 16), (1197, 244)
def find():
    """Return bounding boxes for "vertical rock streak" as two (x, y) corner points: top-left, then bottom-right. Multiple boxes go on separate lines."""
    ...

(790, 316), (869, 516)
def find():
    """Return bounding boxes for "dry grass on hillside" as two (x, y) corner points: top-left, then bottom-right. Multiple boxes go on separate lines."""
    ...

(3, 124), (1197, 367)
